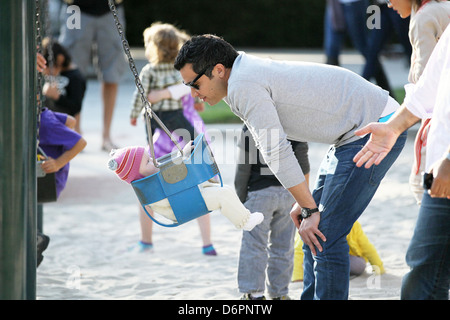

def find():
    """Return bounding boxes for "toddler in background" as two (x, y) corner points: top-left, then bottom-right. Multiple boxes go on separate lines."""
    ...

(292, 220), (385, 282)
(130, 22), (196, 140)
(42, 37), (86, 134)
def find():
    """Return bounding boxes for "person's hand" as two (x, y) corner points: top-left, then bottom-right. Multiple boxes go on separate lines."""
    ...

(130, 118), (137, 126)
(353, 122), (399, 168)
(428, 157), (450, 199)
(43, 82), (60, 100)
(147, 89), (170, 103)
(290, 203), (302, 229)
(37, 53), (47, 72)
(40, 157), (61, 174)
(290, 203), (326, 256)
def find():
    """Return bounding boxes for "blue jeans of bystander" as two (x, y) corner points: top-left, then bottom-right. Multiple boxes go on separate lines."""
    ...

(401, 193), (450, 300)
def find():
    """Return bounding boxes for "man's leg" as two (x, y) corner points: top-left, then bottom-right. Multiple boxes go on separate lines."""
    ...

(302, 132), (406, 299)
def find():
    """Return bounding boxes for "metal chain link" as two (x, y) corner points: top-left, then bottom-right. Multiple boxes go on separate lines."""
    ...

(35, 0), (43, 145)
(43, 0), (55, 84)
(107, 0), (183, 167)
(36, 0), (55, 143)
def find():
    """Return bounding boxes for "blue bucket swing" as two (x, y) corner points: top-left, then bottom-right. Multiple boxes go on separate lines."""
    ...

(132, 134), (223, 227)
(108, 0), (222, 227)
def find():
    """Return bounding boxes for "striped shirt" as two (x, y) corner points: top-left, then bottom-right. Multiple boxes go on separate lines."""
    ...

(130, 62), (184, 118)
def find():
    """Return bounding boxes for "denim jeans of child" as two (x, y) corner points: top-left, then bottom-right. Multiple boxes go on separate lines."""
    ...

(401, 193), (450, 300)
(238, 186), (296, 298)
(301, 131), (407, 300)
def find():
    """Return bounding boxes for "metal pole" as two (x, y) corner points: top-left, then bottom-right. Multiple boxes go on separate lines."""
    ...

(0, 0), (37, 300)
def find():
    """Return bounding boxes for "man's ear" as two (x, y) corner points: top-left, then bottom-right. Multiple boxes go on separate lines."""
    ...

(213, 63), (226, 78)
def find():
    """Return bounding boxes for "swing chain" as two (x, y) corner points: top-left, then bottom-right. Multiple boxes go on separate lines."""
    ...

(36, 0), (43, 119)
(35, 0), (55, 142)
(35, 0), (45, 149)
(107, 0), (184, 167)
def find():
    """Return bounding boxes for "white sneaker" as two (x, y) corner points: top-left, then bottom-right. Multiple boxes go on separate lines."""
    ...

(243, 212), (264, 231)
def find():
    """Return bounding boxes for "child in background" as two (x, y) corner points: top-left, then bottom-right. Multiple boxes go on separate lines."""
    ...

(129, 22), (215, 254)
(130, 22), (196, 140)
(37, 107), (86, 266)
(292, 220), (385, 282)
(36, 52), (87, 267)
(235, 125), (310, 300)
(139, 88), (216, 255)
(39, 108), (87, 199)
(107, 143), (264, 231)
(42, 38), (86, 134)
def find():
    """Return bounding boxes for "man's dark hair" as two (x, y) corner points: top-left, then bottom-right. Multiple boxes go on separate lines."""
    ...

(174, 34), (238, 77)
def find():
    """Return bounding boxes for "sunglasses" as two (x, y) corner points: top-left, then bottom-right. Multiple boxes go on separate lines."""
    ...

(183, 66), (211, 90)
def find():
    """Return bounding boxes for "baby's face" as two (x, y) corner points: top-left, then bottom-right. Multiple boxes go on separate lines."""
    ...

(139, 152), (159, 177)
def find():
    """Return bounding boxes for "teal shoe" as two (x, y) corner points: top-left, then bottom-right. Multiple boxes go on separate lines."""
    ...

(128, 241), (153, 253)
(202, 244), (217, 256)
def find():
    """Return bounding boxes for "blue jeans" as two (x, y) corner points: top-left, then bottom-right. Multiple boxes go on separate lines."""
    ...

(238, 186), (296, 298)
(324, 0), (369, 64)
(301, 131), (407, 300)
(401, 193), (450, 300)
(362, 5), (411, 81)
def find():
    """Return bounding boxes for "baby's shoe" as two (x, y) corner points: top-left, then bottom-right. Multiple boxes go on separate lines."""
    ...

(243, 212), (264, 231)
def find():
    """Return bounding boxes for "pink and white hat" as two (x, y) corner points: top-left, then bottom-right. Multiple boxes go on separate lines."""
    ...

(107, 146), (146, 183)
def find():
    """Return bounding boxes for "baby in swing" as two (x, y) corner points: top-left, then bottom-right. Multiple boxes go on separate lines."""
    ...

(107, 142), (264, 231)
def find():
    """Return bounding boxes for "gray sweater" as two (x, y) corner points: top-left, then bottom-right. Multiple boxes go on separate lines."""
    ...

(225, 52), (389, 189)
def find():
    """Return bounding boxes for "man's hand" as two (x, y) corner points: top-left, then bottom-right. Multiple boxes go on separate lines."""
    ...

(290, 203), (326, 256)
(353, 122), (399, 168)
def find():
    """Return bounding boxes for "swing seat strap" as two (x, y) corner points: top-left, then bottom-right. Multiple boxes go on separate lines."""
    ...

(167, 186), (209, 225)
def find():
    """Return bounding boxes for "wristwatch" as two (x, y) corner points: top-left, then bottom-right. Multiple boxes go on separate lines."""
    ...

(301, 207), (319, 219)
